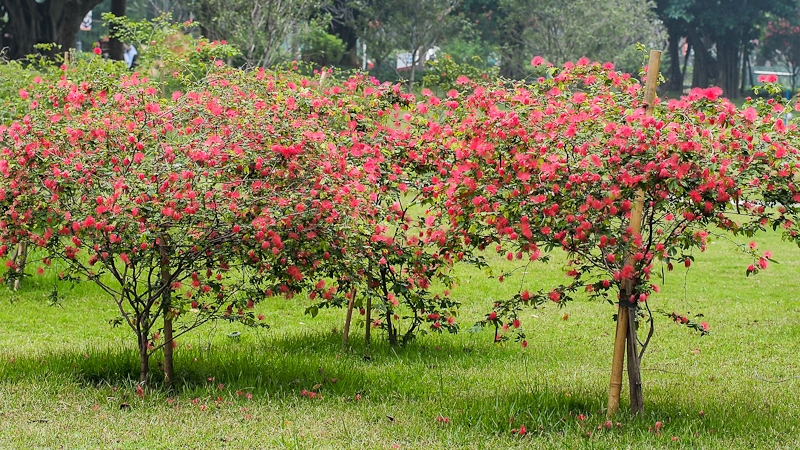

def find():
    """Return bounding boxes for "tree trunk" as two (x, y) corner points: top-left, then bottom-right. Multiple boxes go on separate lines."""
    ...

(385, 309), (397, 346)
(342, 289), (356, 348)
(0, 0), (104, 60)
(499, 20), (526, 79)
(379, 267), (397, 345)
(159, 237), (174, 388)
(688, 30), (714, 89)
(740, 45), (748, 94)
(108, 0), (127, 61)
(626, 56), (659, 414)
(364, 295), (372, 346)
(716, 39), (740, 98)
(664, 22), (683, 92)
(138, 330), (150, 384)
(626, 305), (644, 414)
(163, 313), (174, 388)
(681, 41), (692, 83)
(608, 51), (658, 417)
(407, 47), (418, 93)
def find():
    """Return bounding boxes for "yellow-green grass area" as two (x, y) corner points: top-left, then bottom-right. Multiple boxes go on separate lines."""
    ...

(1, 228), (799, 449)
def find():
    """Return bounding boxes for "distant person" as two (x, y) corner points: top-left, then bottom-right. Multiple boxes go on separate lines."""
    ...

(123, 43), (138, 69)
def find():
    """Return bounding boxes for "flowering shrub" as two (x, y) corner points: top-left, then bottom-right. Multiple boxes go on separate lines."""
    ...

(400, 60), (791, 345)
(0, 49), (472, 384)
(385, 57), (800, 413)
(0, 60), (400, 383)
(298, 72), (463, 344)
(4, 41), (800, 403)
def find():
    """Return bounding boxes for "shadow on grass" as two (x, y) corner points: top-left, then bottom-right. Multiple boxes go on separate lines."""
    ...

(3, 328), (505, 391)
(0, 328), (794, 438)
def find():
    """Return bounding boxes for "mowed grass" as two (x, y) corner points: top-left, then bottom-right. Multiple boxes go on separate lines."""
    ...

(1, 229), (800, 449)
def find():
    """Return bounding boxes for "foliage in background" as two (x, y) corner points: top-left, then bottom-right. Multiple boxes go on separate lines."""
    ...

(0, 60), (37, 125)
(655, 0), (798, 97)
(763, 14), (800, 93)
(497, 0), (666, 79)
(422, 54), (498, 93)
(350, 0), (464, 91)
(301, 19), (347, 67)
(180, 0), (324, 68)
(104, 13), (240, 93)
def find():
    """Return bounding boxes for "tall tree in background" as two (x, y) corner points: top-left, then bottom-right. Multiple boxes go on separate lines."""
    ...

(108, 0), (126, 61)
(349, 0), (394, 73)
(497, 0), (665, 79)
(763, 14), (800, 93)
(352, 0), (462, 91)
(657, 0), (798, 97)
(655, 0), (687, 91)
(0, 0), (105, 59)
(181, 0), (324, 67)
(325, 0), (359, 67)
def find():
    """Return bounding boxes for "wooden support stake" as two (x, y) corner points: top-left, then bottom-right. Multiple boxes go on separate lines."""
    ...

(607, 50), (661, 417)
(13, 241), (27, 291)
(607, 304), (628, 416)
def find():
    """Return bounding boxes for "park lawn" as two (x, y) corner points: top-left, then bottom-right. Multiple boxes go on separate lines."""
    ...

(1, 228), (799, 449)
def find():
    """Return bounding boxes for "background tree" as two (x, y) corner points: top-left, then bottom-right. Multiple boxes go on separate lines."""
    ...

(0, 0), (105, 59)
(763, 15), (800, 93)
(108, 0), (126, 61)
(300, 18), (346, 67)
(352, 0), (462, 91)
(324, 0), (360, 67)
(439, 0), (500, 67)
(179, 0), (325, 67)
(655, 0), (687, 91)
(348, 0), (395, 75)
(657, 0), (798, 97)
(497, 0), (665, 79)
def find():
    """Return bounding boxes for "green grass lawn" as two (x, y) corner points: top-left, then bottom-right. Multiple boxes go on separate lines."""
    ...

(2, 229), (800, 449)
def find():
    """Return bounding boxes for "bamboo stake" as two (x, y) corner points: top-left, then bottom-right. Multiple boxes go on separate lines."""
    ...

(13, 241), (27, 291)
(607, 305), (628, 416)
(607, 50), (661, 417)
